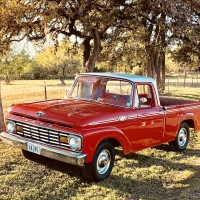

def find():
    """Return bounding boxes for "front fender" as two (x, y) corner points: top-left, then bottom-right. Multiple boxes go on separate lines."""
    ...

(82, 126), (132, 163)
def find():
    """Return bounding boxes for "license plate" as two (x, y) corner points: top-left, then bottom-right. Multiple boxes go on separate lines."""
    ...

(27, 142), (41, 154)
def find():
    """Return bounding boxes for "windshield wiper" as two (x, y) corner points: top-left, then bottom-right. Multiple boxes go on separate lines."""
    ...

(68, 96), (102, 104)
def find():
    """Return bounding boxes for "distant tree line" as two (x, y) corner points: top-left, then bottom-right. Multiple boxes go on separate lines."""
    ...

(0, 42), (82, 84)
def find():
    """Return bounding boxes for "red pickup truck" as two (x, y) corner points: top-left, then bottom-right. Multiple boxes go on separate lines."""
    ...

(1, 73), (200, 181)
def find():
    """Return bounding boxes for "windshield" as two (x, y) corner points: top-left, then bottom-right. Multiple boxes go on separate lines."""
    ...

(67, 76), (133, 108)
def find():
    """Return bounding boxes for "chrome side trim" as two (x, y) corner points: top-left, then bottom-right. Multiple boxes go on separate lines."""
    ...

(0, 132), (86, 166)
(89, 119), (119, 125)
(89, 115), (128, 125)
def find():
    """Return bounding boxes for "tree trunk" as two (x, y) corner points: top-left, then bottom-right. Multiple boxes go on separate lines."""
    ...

(146, 49), (158, 79)
(59, 66), (66, 85)
(160, 22), (166, 93)
(161, 51), (165, 93)
(59, 77), (66, 85)
(154, 51), (161, 88)
(0, 78), (5, 134)
(85, 24), (102, 72)
(4, 74), (12, 85)
(184, 69), (187, 87)
(145, 48), (165, 93)
(145, 45), (153, 77)
(83, 37), (91, 69)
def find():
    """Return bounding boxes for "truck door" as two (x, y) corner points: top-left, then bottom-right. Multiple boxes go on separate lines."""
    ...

(131, 83), (165, 151)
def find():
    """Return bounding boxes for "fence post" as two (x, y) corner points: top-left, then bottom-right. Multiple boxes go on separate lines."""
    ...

(192, 73), (193, 86)
(184, 70), (186, 88)
(44, 81), (47, 100)
(168, 75), (169, 94)
(176, 71), (179, 89)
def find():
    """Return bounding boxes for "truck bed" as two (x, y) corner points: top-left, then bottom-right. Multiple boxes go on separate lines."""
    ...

(160, 96), (196, 106)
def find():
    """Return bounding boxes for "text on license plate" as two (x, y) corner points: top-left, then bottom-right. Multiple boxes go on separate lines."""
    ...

(27, 142), (41, 154)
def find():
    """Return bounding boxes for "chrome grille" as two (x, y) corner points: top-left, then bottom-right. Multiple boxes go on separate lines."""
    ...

(15, 121), (70, 149)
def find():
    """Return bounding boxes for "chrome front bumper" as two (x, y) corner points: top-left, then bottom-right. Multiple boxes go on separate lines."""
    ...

(0, 132), (86, 166)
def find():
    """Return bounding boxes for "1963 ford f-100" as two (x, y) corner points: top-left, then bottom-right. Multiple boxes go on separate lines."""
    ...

(1, 73), (200, 181)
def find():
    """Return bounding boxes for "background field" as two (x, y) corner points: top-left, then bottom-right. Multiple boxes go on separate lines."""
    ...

(1, 79), (200, 200)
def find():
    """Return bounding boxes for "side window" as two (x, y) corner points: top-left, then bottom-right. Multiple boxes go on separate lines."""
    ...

(100, 80), (132, 107)
(135, 84), (154, 108)
(106, 80), (132, 95)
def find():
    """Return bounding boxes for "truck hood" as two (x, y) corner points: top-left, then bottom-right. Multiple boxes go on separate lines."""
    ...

(9, 99), (127, 127)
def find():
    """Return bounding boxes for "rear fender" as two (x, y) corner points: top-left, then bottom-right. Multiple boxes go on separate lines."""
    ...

(178, 113), (197, 132)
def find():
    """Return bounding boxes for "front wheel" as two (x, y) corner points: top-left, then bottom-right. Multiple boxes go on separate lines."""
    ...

(169, 122), (190, 151)
(83, 141), (115, 182)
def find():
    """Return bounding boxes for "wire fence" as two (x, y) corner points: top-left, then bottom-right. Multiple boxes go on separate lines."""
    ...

(1, 73), (200, 115)
(1, 79), (74, 116)
(165, 72), (200, 91)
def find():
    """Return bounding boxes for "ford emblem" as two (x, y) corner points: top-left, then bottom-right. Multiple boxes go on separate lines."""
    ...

(36, 111), (45, 117)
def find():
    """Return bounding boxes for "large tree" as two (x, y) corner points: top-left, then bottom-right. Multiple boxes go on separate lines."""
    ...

(2, 0), (137, 71)
(1, 0), (200, 77)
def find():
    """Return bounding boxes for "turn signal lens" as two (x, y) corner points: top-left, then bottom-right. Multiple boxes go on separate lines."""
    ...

(60, 136), (68, 144)
(16, 125), (23, 132)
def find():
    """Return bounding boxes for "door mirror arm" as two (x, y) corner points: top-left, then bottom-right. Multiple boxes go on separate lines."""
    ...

(163, 106), (167, 111)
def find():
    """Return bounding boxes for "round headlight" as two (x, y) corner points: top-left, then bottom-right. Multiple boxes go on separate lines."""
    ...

(69, 136), (81, 151)
(7, 121), (16, 133)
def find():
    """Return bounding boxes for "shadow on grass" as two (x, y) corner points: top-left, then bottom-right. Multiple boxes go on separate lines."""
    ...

(29, 154), (84, 180)
(25, 145), (200, 199)
(102, 147), (200, 199)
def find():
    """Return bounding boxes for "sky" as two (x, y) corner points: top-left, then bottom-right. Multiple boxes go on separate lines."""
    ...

(11, 39), (36, 58)
(10, 34), (80, 58)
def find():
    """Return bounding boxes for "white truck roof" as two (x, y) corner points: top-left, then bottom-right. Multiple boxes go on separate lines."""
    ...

(80, 72), (155, 83)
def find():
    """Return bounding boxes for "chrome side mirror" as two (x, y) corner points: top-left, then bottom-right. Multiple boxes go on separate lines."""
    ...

(140, 97), (147, 103)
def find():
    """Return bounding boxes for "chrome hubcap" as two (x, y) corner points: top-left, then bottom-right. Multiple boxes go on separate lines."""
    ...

(97, 150), (111, 175)
(178, 128), (187, 147)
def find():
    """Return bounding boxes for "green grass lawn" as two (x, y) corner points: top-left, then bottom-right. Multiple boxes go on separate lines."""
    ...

(1, 80), (200, 199)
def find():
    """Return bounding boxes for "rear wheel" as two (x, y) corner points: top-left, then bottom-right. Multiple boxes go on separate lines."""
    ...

(21, 149), (39, 160)
(169, 122), (190, 151)
(83, 141), (115, 182)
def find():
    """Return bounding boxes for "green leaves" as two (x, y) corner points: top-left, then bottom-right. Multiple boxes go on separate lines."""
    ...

(35, 41), (82, 84)
(0, 50), (32, 84)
